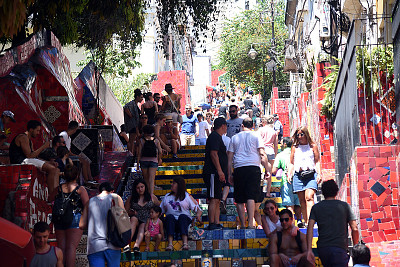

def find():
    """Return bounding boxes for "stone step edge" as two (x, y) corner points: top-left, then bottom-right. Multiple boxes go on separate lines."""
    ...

(120, 247), (321, 262)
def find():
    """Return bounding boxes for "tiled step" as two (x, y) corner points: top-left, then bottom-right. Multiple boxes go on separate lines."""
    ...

(157, 165), (203, 171)
(162, 153), (205, 159)
(161, 161), (204, 166)
(162, 157), (205, 162)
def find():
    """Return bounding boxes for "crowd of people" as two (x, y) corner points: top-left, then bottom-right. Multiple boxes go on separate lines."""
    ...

(0, 82), (365, 267)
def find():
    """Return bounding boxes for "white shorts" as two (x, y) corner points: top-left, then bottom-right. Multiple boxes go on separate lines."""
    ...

(22, 158), (46, 169)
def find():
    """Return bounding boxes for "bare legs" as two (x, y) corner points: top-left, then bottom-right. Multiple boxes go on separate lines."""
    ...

(237, 199), (255, 228)
(208, 199), (220, 225)
(141, 167), (157, 195)
(297, 189), (316, 224)
(145, 232), (162, 251)
(266, 160), (274, 197)
(55, 228), (83, 267)
(128, 133), (137, 155)
(42, 162), (60, 196)
(133, 223), (145, 250)
(254, 202), (262, 227)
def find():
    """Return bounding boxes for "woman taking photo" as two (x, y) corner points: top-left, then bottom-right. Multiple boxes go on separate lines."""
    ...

(53, 165), (89, 267)
(125, 179), (160, 252)
(288, 126), (320, 227)
(160, 176), (202, 251)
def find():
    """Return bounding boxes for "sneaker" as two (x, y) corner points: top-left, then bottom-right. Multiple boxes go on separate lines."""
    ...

(297, 220), (305, 228)
(214, 224), (224, 230)
(154, 185), (163, 190)
(172, 154), (178, 159)
(133, 247), (140, 253)
(220, 201), (227, 214)
(123, 245), (131, 253)
(205, 223), (217, 230)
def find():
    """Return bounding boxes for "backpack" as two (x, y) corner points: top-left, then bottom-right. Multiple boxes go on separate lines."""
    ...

(277, 229), (303, 253)
(107, 193), (132, 248)
(52, 185), (80, 226)
(141, 138), (157, 158)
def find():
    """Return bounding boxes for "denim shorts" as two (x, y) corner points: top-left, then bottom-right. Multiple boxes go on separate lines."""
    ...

(266, 154), (275, 161)
(88, 249), (121, 267)
(281, 182), (300, 206)
(292, 172), (318, 193)
(54, 212), (81, 230)
(140, 160), (158, 169)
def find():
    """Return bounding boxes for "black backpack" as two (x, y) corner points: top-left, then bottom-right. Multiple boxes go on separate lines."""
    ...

(277, 229), (303, 253)
(52, 186), (80, 226)
(141, 138), (157, 157)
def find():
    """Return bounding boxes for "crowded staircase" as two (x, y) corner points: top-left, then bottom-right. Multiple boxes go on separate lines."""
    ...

(115, 145), (322, 267)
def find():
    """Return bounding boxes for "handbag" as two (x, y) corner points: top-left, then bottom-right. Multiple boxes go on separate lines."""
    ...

(107, 193), (132, 247)
(299, 169), (316, 180)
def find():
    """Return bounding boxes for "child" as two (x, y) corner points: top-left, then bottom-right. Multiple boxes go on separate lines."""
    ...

(144, 205), (164, 251)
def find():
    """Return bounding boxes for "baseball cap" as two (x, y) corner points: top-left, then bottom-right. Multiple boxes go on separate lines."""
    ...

(2, 110), (15, 122)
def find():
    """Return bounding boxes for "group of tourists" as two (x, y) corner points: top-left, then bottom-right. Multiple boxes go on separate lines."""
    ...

(0, 81), (365, 267)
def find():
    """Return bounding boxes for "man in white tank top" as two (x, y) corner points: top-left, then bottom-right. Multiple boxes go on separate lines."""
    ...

(31, 222), (63, 267)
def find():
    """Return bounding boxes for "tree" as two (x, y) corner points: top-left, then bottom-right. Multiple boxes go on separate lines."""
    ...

(217, 0), (288, 98)
(1, 0), (225, 55)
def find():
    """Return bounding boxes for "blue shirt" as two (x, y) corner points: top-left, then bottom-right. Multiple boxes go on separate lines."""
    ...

(181, 114), (198, 135)
(274, 120), (283, 135)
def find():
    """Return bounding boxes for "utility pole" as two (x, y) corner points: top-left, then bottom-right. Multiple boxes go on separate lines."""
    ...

(271, 0), (276, 88)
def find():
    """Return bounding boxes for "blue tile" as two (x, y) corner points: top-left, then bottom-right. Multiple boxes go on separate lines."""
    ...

(223, 230), (234, 240)
(234, 229), (245, 239)
(227, 215), (236, 222)
(366, 217), (373, 221)
(245, 229), (255, 239)
(371, 182), (385, 196)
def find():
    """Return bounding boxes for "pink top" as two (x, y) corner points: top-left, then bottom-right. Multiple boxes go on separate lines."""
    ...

(258, 125), (277, 154)
(148, 218), (161, 237)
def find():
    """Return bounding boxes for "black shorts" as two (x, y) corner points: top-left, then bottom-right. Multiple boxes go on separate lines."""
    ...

(128, 127), (137, 134)
(233, 166), (261, 203)
(204, 173), (223, 200)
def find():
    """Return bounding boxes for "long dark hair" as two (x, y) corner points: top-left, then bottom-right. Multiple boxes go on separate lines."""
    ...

(130, 179), (151, 204)
(171, 176), (186, 201)
(263, 199), (279, 216)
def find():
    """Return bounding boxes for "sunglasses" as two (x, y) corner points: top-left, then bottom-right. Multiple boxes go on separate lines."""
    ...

(265, 206), (275, 210)
(141, 117), (148, 119)
(297, 133), (305, 137)
(280, 218), (290, 223)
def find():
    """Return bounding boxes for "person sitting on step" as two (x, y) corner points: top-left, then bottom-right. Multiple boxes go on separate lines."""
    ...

(160, 115), (180, 158)
(160, 176), (202, 251)
(124, 179), (160, 253)
(269, 209), (313, 267)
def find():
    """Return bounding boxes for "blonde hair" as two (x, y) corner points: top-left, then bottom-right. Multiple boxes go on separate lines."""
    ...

(292, 126), (314, 147)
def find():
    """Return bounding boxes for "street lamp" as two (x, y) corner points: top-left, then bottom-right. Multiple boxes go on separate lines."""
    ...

(248, 45), (258, 59)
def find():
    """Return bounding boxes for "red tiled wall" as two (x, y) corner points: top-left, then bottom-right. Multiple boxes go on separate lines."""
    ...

(151, 70), (190, 115)
(342, 145), (400, 243)
(211, 70), (226, 87)
(271, 87), (290, 137)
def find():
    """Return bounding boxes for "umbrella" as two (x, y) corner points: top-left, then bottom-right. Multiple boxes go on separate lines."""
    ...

(0, 217), (35, 267)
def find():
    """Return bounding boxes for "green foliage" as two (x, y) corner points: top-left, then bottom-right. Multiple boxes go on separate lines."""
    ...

(320, 62), (340, 119)
(217, 0), (289, 97)
(356, 45), (393, 94)
(0, 0), (34, 38)
(78, 48), (141, 79)
(105, 73), (155, 106)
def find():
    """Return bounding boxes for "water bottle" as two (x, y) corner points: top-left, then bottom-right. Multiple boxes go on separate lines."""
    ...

(262, 179), (268, 193)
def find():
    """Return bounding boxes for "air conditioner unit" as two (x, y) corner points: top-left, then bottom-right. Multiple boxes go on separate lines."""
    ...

(319, 4), (331, 40)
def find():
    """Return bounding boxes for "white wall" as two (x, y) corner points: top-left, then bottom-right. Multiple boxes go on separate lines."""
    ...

(191, 55), (211, 105)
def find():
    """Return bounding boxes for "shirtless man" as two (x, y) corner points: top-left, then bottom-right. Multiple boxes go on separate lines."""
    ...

(31, 222), (63, 267)
(9, 120), (60, 196)
(269, 209), (313, 267)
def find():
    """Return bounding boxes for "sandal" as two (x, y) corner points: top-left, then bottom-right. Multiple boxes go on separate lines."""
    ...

(144, 247), (150, 252)
(165, 244), (173, 251)
(182, 243), (189, 250)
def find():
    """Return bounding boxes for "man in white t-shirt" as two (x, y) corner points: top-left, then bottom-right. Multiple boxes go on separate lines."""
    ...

(227, 117), (270, 229)
(195, 113), (210, 145)
(226, 105), (243, 138)
(59, 121), (94, 184)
